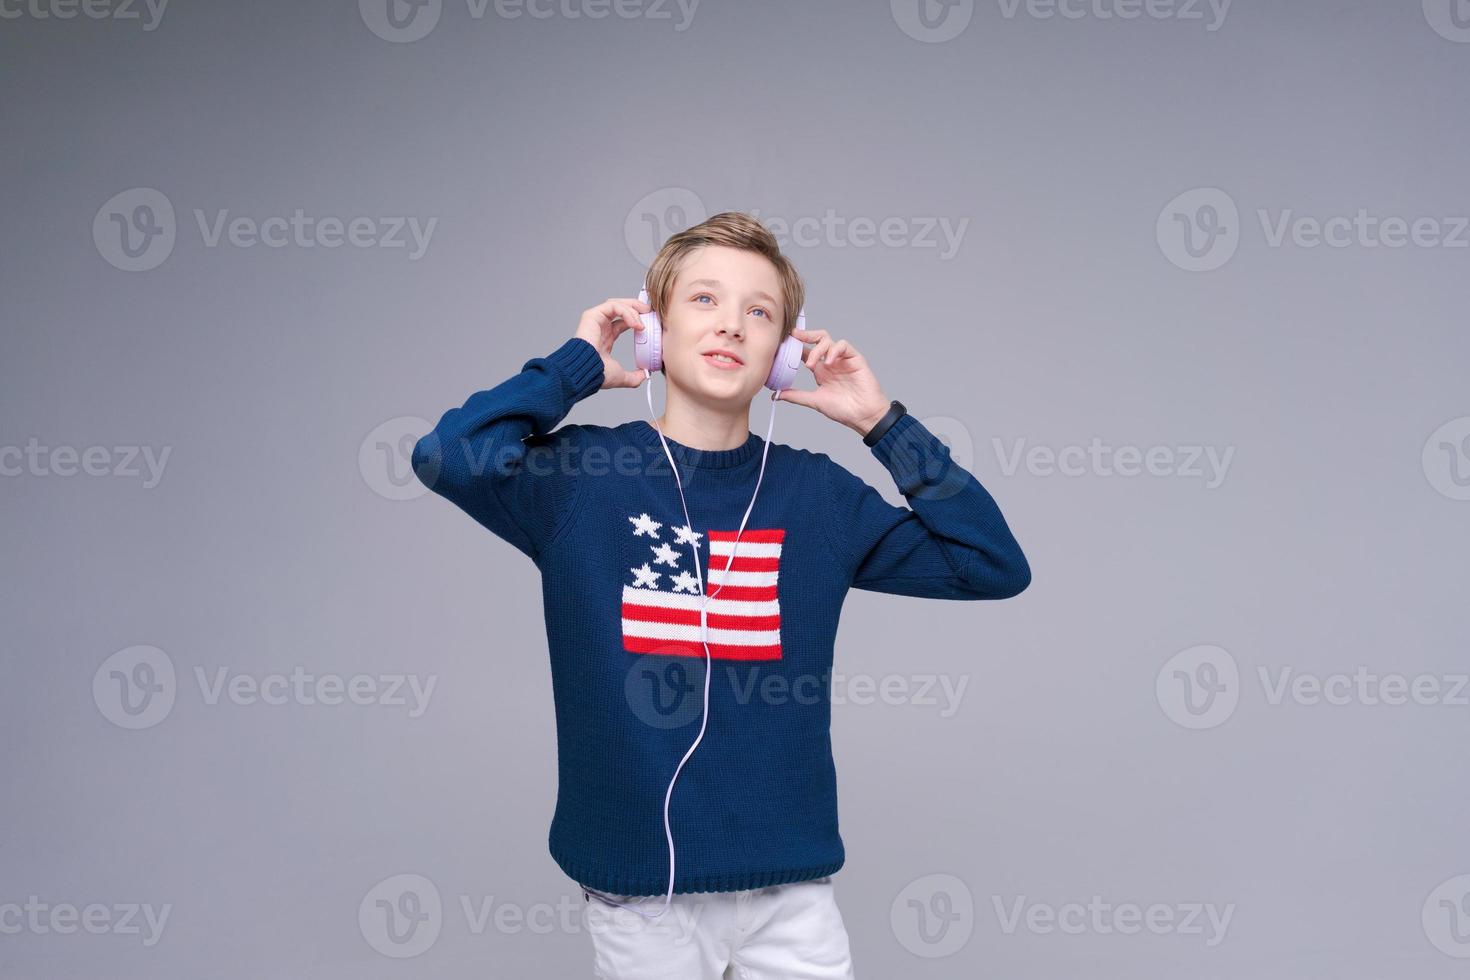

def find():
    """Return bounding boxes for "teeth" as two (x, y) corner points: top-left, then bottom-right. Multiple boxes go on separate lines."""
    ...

(708, 354), (737, 364)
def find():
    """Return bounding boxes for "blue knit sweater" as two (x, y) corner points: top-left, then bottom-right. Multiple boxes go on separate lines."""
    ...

(412, 337), (1030, 896)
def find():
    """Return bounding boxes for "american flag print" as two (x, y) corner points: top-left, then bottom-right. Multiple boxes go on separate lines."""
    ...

(621, 512), (784, 661)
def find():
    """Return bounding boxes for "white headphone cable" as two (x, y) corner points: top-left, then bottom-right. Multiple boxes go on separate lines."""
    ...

(582, 373), (781, 920)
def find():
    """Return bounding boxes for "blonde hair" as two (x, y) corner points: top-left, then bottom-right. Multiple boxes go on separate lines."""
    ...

(644, 211), (805, 343)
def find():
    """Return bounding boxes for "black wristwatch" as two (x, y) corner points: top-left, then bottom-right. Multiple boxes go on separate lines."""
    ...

(862, 400), (907, 447)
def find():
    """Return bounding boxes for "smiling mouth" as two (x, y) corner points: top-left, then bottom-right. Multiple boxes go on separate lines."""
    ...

(703, 353), (742, 366)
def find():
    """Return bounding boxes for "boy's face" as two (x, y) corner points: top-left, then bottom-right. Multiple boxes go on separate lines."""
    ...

(661, 245), (787, 411)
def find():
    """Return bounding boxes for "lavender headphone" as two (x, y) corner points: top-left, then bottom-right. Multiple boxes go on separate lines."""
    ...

(635, 282), (807, 393)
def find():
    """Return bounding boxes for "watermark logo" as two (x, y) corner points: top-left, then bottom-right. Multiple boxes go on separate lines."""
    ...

(1423, 0), (1470, 43)
(1, 439), (171, 487)
(0, 897), (172, 945)
(94, 188), (437, 270)
(891, 0), (974, 43)
(94, 188), (176, 272)
(919, 415), (976, 474)
(624, 652), (705, 729)
(1258, 666), (1468, 708)
(360, 874), (443, 958)
(92, 647), (437, 727)
(363, 416), (434, 501)
(1156, 644), (1239, 730)
(1422, 416), (1470, 501)
(1159, 645), (1470, 728)
(625, 187), (709, 266)
(996, 0), (1231, 30)
(1423, 874), (1470, 957)
(361, 0), (699, 43)
(746, 207), (969, 260)
(359, 0), (443, 42)
(993, 436), (1234, 488)
(93, 645), (177, 730)
(1160, 187), (1470, 271)
(992, 895), (1234, 945)
(1157, 187), (1239, 272)
(0, 0), (169, 29)
(891, 873), (975, 957)
(623, 191), (969, 263)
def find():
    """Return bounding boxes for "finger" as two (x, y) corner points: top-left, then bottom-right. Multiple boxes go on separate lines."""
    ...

(791, 328), (828, 342)
(776, 386), (818, 409)
(805, 338), (831, 370)
(824, 340), (854, 364)
(614, 303), (644, 336)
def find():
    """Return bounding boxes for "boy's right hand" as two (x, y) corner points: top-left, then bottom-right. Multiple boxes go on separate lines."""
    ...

(575, 297), (653, 390)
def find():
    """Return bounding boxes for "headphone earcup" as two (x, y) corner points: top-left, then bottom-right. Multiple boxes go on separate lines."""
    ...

(764, 309), (807, 392)
(635, 286), (662, 374)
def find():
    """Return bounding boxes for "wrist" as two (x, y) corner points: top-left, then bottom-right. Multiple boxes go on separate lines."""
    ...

(851, 399), (891, 436)
(860, 399), (908, 447)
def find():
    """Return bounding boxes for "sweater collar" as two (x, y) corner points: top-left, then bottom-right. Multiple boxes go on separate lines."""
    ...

(632, 420), (764, 470)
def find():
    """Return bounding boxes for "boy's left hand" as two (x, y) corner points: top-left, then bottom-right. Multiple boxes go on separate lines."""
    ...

(775, 328), (892, 437)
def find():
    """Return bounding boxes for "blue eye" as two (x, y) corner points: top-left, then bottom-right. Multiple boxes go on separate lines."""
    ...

(693, 294), (773, 320)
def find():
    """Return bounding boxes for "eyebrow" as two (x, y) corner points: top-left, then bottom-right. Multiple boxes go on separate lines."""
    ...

(686, 278), (779, 308)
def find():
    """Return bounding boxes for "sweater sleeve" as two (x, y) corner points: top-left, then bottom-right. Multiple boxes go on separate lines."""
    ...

(411, 337), (605, 561)
(822, 413), (1031, 600)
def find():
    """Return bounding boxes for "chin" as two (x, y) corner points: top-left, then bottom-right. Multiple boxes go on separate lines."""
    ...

(676, 365), (760, 406)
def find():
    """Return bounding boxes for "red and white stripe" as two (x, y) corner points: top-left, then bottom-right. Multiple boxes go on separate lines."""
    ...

(622, 529), (784, 661)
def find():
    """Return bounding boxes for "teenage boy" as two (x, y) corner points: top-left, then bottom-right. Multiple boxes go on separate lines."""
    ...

(412, 212), (1030, 979)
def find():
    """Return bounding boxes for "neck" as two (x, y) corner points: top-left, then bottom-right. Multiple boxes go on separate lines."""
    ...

(654, 386), (753, 451)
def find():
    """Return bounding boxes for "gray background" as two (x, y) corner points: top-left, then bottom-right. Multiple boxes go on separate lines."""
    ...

(4, 0), (1469, 976)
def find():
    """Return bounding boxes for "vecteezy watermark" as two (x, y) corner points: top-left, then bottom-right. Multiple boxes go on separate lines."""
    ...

(0, 897), (172, 946)
(367, 417), (695, 502)
(625, 187), (708, 266)
(1157, 644), (1470, 730)
(890, 874), (1235, 956)
(357, 874), (704, 957)
(892, 874), (976, 958)
(890, 0), (1230, 43)
(624, 661), (972, 730)
(621, 189), (970, 264)
(93, 188), (437, 272)
(1157, 644), (1240, 729)
(360, 874), (443, 958)
(358, 0), (699, 43)
(732, 668), (970, 717)
(1422, 416), (1470, 501)
(1423, 874), (1470, 958)
(1257, 667), (1470, 708)
(0, 439), (171, 488)
(0, 0), (169, 29)
(362, 416), (435, 502)
(92, 646), (437, 729)
(993, 436), (1235, 489)
(744, 207), (970, 261)
(1423, 0), (1470, 43)
(991, 894), (1235, 946)
(1158, 187), (1470, 272)
(994, 0), (1230, 29)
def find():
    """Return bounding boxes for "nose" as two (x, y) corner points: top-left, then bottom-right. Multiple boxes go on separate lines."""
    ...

(717, 319), (743, 340)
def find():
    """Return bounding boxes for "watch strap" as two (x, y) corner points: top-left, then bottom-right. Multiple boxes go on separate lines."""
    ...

(862, 399), (907, 447)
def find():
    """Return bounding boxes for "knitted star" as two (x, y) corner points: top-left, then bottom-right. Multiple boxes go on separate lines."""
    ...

(629, 513), (663, 539)
(669, 570), (700, 594)
(630, 563), (662, 589)
(649, 542), (681, 568)
(671, 524), (703, 547)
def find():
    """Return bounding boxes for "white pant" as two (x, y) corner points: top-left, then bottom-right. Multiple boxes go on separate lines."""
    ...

(581, 876), (856, 979)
